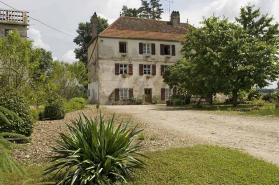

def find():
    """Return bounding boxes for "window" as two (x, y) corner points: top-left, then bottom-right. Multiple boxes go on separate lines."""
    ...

(120, 89), (128, 100)
(119, 42), (127, 53)
(164, 45), (171, 55)
(143, 44), (151, 54)
(165, 89), (172, 99)
(5, 29), (12, 36)
(119, 64), (128, 74)
(143, 64), (151, 75)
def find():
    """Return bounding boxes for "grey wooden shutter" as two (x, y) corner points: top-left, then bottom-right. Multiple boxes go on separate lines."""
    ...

(161, 88), (165, 100)
(172, 45), (176, 56)
(139, 43), (143, 54)
(152, 64), (156, 76)
(161, 65), (165, 76)
(128, 64), (133, 75)
(115, 89), (120, 101)
(115, 63), (119, 75)
(139, 64), (143, 75)
(160, 44), (164, 55)
(129, 89), (134, 99)
(152, 43), (156, 55)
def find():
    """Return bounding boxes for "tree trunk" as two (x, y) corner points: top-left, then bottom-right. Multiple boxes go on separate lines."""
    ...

(209, 93), (213, 105)
(232, 90), (238, 107)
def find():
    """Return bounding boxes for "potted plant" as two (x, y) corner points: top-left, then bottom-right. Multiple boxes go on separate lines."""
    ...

(146, 75), (150, 80)
(122, 74), (127, 78)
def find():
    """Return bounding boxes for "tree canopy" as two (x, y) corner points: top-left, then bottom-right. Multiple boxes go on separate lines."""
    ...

(122, 0), (163, 20)
(73, 16), (109, 66)
(163, 5), (279, 106)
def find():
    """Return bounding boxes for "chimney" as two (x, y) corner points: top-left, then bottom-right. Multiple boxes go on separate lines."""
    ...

(91, 12), (98, 37)
(170, 11), (180, 26)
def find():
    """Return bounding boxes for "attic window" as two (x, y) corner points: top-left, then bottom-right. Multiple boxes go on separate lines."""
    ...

(119, 42), (127, 53)
(164, 45), (171, 55)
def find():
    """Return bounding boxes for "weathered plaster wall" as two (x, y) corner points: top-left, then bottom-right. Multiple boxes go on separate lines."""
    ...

(0, 23), (27, 37)
(98, 37), (183, 62)
(88, 37), (184, 104)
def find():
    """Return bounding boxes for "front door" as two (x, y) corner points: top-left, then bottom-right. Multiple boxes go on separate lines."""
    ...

(144, 89), (152, 104)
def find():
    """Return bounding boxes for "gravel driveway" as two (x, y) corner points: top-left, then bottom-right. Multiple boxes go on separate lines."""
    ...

(106, 105), (279, 166)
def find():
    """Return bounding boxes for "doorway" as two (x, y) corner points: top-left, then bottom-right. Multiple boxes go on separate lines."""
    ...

(144, 88), (152, 104)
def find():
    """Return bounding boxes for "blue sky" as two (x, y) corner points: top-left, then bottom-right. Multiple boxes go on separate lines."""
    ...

(1, 0), (279, 87)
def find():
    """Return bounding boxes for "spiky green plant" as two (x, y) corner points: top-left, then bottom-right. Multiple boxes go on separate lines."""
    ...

(44, 114), (144, 185)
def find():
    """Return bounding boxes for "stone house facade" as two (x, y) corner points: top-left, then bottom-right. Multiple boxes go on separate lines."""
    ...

(87, 11), (189, 104)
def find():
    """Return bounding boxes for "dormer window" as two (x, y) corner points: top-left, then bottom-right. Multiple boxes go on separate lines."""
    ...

(119, 42), (127, 53)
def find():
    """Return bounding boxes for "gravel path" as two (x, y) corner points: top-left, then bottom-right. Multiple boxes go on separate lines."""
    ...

(106, 105), (279, 166)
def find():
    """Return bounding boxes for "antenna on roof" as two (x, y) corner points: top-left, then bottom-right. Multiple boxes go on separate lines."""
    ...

(165, 0), (173, 18)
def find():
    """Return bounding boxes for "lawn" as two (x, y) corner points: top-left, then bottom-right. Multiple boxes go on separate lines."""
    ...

(131, 145), (279, 185)
(178, 103), (279, 117)
(2, 145), (279, 185)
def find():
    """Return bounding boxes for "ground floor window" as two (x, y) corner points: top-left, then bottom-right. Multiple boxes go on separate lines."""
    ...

(120, 89), (129, 100)
(165, 89), (172, 99)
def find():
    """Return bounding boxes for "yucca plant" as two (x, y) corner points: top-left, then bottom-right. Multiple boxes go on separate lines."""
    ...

(0, 132), (30, 174)
(44, 114), (144, 185)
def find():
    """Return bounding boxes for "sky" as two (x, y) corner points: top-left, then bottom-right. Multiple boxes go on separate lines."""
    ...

(1, 0), (279, 87)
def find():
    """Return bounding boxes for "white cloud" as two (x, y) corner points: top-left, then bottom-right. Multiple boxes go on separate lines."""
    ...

(202, 0), (278, 24)
(61, 50), (78, 63)
(53, 56), (59, 61)
(28, 28), (50, 50)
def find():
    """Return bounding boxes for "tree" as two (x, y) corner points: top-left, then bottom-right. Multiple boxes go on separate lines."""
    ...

(0, 30), (41, 90)
(139, 0), (151, 19)
(74, 17), (109, 66)
(150, 0), (163, 19)
(164, 5), (279, 107)
(121, 5), (140, 17)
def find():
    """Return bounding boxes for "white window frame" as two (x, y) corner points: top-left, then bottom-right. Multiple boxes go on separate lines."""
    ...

(163, 44), (171, 55)
(165, 89), (172, 99)
(119, 64), (128, 74)
(119, 42), (127, 53)
(143, 64), (151, 75)
(120, 89), (129, 100)
(143, 43), (151, 55)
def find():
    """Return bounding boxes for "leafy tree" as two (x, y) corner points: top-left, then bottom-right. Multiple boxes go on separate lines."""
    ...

(164, 5), (279, 106)
(226, 5), (279, 106)
(139, 0), (151, 19)
(0, 30), (40, 90)
(121, 5), (140, 17)
(150, 0), (163, 19)
(74, 17), (109, 65)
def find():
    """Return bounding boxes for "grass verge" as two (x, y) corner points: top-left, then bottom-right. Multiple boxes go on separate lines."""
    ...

(177, 103), (279, 117)
(3, 145), (279, 184)
(130, 145), (279, 185)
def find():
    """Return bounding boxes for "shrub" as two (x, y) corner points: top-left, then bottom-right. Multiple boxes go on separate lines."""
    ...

(65, 97), (86, 113)
(152, 96), (159, 104)
(248, 88), (262, 101)
(44, 96), (66, 120)
(44, 114), (144, 184)
(0, 91), (34, 136)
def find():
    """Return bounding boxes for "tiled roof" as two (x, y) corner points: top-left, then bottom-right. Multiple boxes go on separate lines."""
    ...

(99, 16), (189, 41)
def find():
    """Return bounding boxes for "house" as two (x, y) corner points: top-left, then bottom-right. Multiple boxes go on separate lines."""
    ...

(0, 9), (28, 38)
(87, 11), (189, 104)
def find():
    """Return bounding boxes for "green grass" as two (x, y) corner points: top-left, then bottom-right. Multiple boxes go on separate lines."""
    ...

(2, 146), (279, 184)
(177, 103), (279, 117)
(130, 145), (279, 185)
(1, 164), (60, 185)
